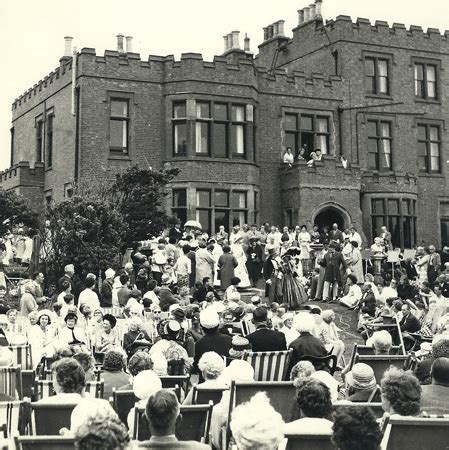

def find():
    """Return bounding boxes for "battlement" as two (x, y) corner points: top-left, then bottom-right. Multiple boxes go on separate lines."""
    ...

(321, 15), (449, 48)
(0, 161), (45, 189)
(12, 58), (74, 111)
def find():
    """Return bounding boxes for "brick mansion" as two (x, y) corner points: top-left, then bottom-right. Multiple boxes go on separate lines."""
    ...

(1, 1), (449, 249)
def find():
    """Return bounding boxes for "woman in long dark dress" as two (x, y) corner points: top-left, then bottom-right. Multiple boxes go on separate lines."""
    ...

(282, 251), (307, 309)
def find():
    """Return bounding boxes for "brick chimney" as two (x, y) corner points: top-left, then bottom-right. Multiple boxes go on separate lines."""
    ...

(244, 34), (251, 52)
(315, 0), (323, 19)
(60, 36), (73, 62)
(125, 36), (133, 53)
(116, 33), (125, 53)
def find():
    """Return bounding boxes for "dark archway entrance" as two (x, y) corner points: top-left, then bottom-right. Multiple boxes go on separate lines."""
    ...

(314, 207), (345, 231)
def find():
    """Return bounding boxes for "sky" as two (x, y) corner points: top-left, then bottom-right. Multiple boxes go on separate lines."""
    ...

(0, 0), (448, 170)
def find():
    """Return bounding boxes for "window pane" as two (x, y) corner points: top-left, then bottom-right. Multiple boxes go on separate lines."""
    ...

(441, 203), (449, 217)
(414, 64), (424, 81)
(174, 102), (186, 118)
(427, 81), (436, 99)
(196, 210), (211, 234)
(389, 216), (400, 248)
(441, 219), (449, 246)
(285, 133), (296, 155)
(317, 117), (328, 133)
(380, 122), (391, 137)
(368, 153), (377, 170)
(214, 123), (227, 157)
(365, 58), (375, 76)
(172, 208), (187, 225)
(372, 199), (384, 214)
(233, 211), (247, 228)
(317, 134), (328, 154)
(430, 142), (439, 157)
(417, 125), (426, 141)
(196, 190), (211, 207)
(215, 190), (229, 207)
(214, 103), (228, 121)
(372, 216), (385, 238)
(379, 76), (388, 94)
(301, 115), (313, 130)
(388, 199), (399, 215)
(174, 123), (187, 155)
(367, 138), (378, 154)
(173, 189), (187, 207)
(430, 156), (440, 171)
(215, 210), (229, 233)
(111, 100), (128, 117)
(195, 122), (209, 154)
(231, 192), (247, 209)
(196, 102), (210, 119)
(402, 199), (410, 215)
(378, 60), (388, 77)
(417, 141), (427, 157)
(285, 114), (297, 130)
(231, 124), (245, 154)
(367, 121), (377, 137)
(254, 192), (259, 210)
(429, 126), (439, 141)
(232, 105), (245, 122)
(418, 155), (427, 172)
(403, 217), (413, 248)
(110, 119), (127, 147)
(415, 79), (424, 97)
(426, 65), (436, 82)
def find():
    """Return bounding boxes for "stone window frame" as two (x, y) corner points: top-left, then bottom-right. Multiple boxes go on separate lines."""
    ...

(172, 188), (188, 224)
(172, 100), (188, 157)
(366, 118), (394, 172)
(416, 122), (442, 174)
(412, 56), (441, 102)
(361, 50), (394, 99)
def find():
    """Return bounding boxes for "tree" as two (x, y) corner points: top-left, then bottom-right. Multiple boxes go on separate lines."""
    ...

(0, 188), (39, 236)
(113, 165), (180, 244)
(41, 196), (126, 288)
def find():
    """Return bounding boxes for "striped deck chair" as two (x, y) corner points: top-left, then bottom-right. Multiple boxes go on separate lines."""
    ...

(102, 307), (123, 318)
(242, 349), (292, 381)
(36, 380), (104, 400)
(0, 366), (22, 399)
(85, 380), (104, 399)
(0, 401), (23, 438)
(240, 320), (256, 336)
(9, 344), (33, 370)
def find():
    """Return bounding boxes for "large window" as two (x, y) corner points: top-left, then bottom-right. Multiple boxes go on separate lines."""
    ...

(371, 198), (417, 248)
(284, 113), (330, 159)
(110, 99), (129, 154)
(173, 102), (187, 156)
(213, 103), (229, 158)
(441, 202), (449, 246)
(367, 120), (393, 171)
(231, 105), (246, 157)
(414, 63), (437, 100)
(46, 114), (53, 168)
(36, 120), (44, 163)
(195, 102), (210, 155)
(365, 57), (389, 96)
(417, 124), (441, 173)
(172, 189), (188, 224)
(196, 189), (248, 234)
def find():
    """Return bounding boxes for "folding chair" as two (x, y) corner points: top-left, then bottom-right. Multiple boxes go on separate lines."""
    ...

(15, 435), (75, 450)
(160, 375), (189, 400)
(84, 380), (105, 399)
(332, 402), (384, 419)
(0, 401), (24, 438)
(0, 366), (22, 399)
(297, 354), (338, 375)
(36, 380), (104, 400)
(102, 307), (123, 318)
(381, 415), (449, 450)
(241, 320), (255, 336)
(242, 349), (292, 381)
(355, 354), (410, 383)
(348, 344), (402, 369)
(112, 388), (138, 428)
(9, 344), (33, 370)
(192, 386), (228, 405)
(31, 403), (78, 435)
(285, 432), (334, 450)
(21, 370), (35, 400)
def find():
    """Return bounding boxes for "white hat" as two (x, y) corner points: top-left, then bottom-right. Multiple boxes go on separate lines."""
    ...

(251, 295), (261, 304)
(221, 360), (254, 384)
(189, 240), (199, 249)
(200, 308), (220, 329)
(105, 268), (115, 279)
(133, 370), (162, 400)
(150, 353), (168, 376)
(213, 302), (226, 314)
(70, 398), (117, 433)
(282, 312), (294, 322)
(310, 371), (339, 403)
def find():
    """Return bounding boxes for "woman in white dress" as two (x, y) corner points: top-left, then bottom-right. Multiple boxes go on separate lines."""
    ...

(28, 310), (56, 368)
(211, 240), (223, 287)
(298, 225), (311, 260)
(230, 238), (251, 288)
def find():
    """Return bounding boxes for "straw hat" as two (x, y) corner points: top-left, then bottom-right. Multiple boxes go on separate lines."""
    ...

(345, 363), (377, 391)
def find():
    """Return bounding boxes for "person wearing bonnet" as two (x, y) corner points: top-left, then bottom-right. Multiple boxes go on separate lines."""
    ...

(343, 363), (379, 402)
(193, 308), (232, 375)
(228, 335), (251, 360)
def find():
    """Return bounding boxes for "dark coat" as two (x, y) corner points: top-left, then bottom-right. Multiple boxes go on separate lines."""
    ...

(100, 279), (113, 307)
(329, 229), (344, 243)
(159, 286), (178, 312)
(322, 251), (347, 283)
(246, 326), (287, 352)
(288, 332), (328, 373)
(193, 331), (232, 370)
(399, 313), (421, 333)
(360, 290), (376, 317)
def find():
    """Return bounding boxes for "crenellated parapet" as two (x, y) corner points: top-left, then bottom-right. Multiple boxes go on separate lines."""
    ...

(0, 161), (45, 189)
(361, 170), (418, 195)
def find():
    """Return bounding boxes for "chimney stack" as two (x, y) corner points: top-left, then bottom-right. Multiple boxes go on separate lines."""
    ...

(277, 20), (285, 36)
(64, 36), (73, 57)
(309, 4), (316, 20)
(298, 9), (304, 25)
(268, 24), (274, 39)
(303, 6), (310, 22)
(223, 35), (229, 52)
(227, 33), (233, 49)
(125, 36), (133, 53)
(231, 31), (240, 49)
(315, 0), (323, 18)
(244, 34), (251, 52)
(273, 22), (279, 36)
(116, 33), (124, 53)
(263, 27), (269, 41)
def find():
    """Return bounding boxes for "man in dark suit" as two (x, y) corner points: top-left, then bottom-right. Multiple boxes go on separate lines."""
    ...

(394, 303), (421, 349)
(322, 242), (348, 302)
(288, 312), (328, 373)
(137, 389), (210, 449)
(246, 307), (287, 352)
(57, 263), (75, 293)
(358, 283), (376, 317)
(421, 357), (449, 415)
(328, 223), (344, 244)
(415, 337), (449, 385)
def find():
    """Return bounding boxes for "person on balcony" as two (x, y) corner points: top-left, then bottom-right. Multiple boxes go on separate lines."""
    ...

(283, 147), (294, 165)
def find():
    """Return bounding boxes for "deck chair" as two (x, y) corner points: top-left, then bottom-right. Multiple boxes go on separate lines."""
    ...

(242, 349), (292, 381)
(229, 381), (296, 422)
(112, 388), (138, 428)
(0, 401), (23, 438)
(241, 320), (256, 336)
(15, 435), (75, 450)
(0, 366), (22, 399)
(36, 380), (104, 400)
(102, 307), (123, 318)
(355, 354), (410, 383)
(192, 386), (228, 405)
(21, 370), (35, 400)
(160, 375), (189, 400)
(332, 402), (384, 419)
(9, 344), (33, 370)
(285, 432), (334, 450)
(355, 344), (401, 356)
(381, 416), (449, 450)
(133, 402), (213, 442)
(297, 354), (338, 375)
(31, 403), (77, 435)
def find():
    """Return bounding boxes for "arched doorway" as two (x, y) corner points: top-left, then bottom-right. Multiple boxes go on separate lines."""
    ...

(314, 207), (346, 231)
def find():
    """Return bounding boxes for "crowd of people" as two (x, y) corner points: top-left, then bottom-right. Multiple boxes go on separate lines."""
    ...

(0, 220), (448, 449)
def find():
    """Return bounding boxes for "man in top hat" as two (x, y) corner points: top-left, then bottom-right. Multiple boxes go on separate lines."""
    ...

(263, 247), (283, 305)
(322, 242), (349, 303)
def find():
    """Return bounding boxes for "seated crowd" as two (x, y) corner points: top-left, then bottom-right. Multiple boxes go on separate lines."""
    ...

(0, 223), (448, 449)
